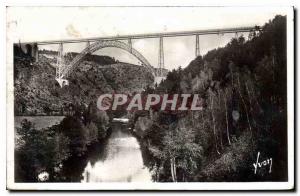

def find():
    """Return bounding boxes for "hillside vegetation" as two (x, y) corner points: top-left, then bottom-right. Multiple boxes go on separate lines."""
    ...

(133, 15), (287, 182)
(14, 53), (154, 115)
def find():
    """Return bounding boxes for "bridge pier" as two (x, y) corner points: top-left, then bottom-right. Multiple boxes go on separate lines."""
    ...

(14, 42), (39, 62)
(158, 37), (164, 77)
(128, 38), (132, 53)
(86, 41), (91, 54)
(195, 35), (200, 57)
(32, 43), (39, 62)
(56, 43), (64, 78)
(55, 43), (70, 88)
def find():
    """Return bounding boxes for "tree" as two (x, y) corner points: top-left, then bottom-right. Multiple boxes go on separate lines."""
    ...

(15, 119), (70, 182)
(162, 123), (203, 182)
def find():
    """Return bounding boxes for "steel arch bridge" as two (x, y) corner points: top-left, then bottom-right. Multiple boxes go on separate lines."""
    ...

(15, 26), (261, 87)
(55, 40), (155, 87)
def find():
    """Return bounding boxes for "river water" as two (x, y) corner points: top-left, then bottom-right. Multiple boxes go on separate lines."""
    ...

(16, 116), (152, 182)
(81, 122), (152, 182)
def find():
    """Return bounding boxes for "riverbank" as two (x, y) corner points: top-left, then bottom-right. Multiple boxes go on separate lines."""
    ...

(14, 110), (110, 182)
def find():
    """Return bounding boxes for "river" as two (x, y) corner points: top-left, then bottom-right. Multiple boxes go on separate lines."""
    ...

(81, 122), (152, 182)
(15, 116), (152, 182)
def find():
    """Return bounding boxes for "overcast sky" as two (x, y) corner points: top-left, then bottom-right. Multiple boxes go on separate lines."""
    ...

(7, 7), (288, 70)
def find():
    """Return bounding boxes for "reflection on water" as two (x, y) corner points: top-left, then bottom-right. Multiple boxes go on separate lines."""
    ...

(81, 123), (152, 182)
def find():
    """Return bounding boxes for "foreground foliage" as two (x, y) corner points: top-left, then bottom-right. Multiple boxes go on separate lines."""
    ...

(15, 103), (109, 182)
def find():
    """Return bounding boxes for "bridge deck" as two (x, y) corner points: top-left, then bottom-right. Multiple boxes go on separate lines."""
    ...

(16, 26), (261, 45)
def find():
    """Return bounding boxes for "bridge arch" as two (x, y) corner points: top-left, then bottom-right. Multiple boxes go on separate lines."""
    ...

(61, 40), (155, 78)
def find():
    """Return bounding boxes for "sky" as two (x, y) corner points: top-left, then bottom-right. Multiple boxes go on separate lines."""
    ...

(7, 7), (288, 70)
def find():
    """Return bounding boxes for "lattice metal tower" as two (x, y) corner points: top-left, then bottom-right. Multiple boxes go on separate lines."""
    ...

(158, 37), (164, 77)
(128, 38), (132, 53)
(86, 41), (91, 54)
(195, 34), (200, 57)
(56, 43), (64, 79)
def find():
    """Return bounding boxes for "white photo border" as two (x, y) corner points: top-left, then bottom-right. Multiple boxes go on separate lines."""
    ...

(6, 5), (295, 190)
